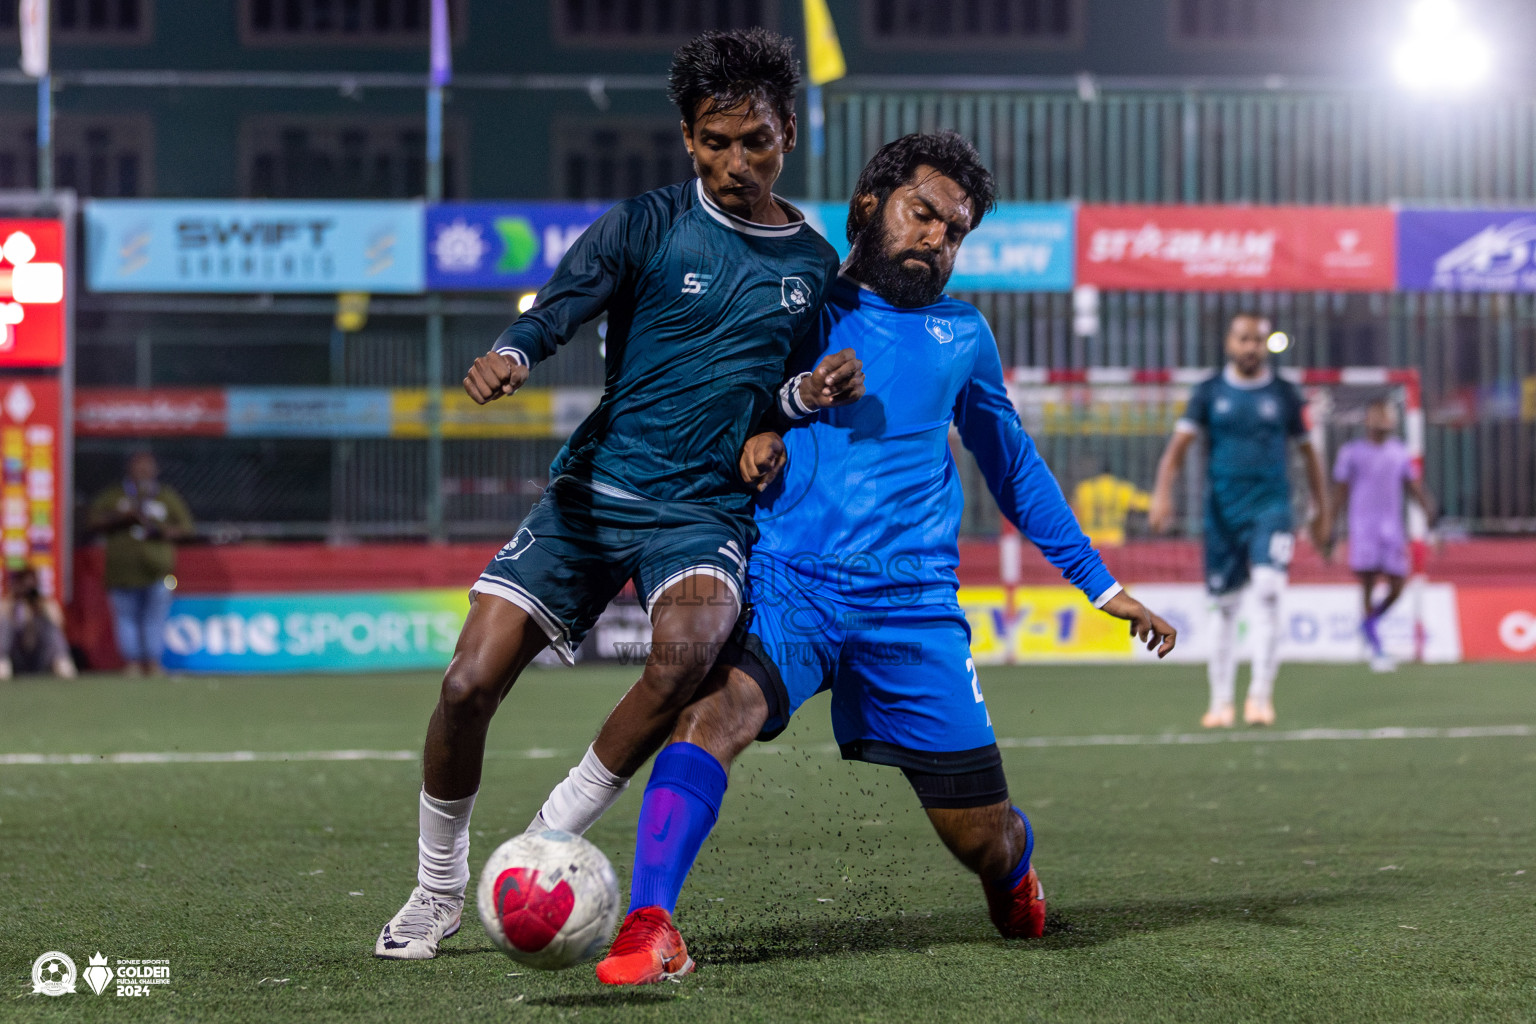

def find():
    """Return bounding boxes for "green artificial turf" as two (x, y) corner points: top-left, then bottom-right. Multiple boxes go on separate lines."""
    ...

(2, 663), (1534, 1023)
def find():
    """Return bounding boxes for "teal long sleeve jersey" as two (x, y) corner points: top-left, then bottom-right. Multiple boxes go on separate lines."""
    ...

(493, 179), (840, 515)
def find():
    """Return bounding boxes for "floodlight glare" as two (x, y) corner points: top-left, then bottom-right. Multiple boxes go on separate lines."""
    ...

(1394, 0), (1491, 93)
(1266, 331), (1290, 354)
(517, 292), (537, 314)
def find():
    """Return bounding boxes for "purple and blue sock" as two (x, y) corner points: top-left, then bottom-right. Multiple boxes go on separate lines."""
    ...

(627, 742), (728, 915)
(995, 806), (1036, 890)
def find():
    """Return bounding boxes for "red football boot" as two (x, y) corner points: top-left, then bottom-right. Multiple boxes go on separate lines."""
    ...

(984, 865), (1046, 939)
(595, 907), (696, 985)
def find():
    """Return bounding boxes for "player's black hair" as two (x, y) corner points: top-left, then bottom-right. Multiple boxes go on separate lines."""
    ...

(1228, 310), (1271, 328)
(668, 28), (801, 132)
(846, 131), (998, 243)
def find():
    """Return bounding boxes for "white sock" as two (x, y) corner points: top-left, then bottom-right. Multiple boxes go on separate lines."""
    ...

(1247, 569), (1286, 703)
(1207, 598), (1240, 711)
(528, 744), (630, 836)
(417, 789), (476, 897)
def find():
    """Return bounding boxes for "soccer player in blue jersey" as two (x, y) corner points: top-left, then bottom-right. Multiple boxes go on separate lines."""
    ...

(376, 29), (865, 960)
(1148, 314), (1330, 728)
(588, 133), (1178, 985)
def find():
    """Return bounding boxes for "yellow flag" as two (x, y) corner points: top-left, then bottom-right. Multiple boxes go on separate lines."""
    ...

(804, 0), (846, 86)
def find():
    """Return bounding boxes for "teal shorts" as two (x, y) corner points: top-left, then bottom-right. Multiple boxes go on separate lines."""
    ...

(471, 476), (752, 663)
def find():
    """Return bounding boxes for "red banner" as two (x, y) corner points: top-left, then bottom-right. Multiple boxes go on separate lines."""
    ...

(0, 376), (64, 596)
(0, 218), (66, 368)
(1077, 206), (1396, 292)
(1457, 588), (1536, 661)
(75, 387), (228, 437)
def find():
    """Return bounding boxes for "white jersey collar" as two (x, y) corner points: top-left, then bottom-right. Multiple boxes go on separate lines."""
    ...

(1223, 363), (1274, 390)
(695, 179), (804, 238)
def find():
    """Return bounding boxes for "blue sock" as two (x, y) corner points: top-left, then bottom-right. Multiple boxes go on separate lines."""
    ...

(627, 742), (728, 915)
(995, 806), (1035, 889)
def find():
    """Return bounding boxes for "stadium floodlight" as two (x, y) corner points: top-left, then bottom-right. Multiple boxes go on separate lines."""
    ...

(1393, 0), (1491, 93)
(517, 292), (537, 314)
(1266, 331), (1291, 353)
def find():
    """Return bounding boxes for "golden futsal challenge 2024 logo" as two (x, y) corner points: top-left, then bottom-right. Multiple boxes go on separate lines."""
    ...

(30, 951), (171, 997)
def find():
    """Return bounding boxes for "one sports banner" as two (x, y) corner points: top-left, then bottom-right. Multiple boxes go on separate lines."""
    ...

(1077, 205), (1396, 292)
(0, 375), (64, 597)
(161, 589), (467, 673)
(426, 202), (611, 291)
(84, 200), (425, 293)
(802, 202), (1076, 292)
(0, 218), (66, 368)
(1396, 209), (1536, 292)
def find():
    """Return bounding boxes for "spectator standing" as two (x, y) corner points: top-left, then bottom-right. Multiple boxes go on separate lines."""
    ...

(87, 452), (192, 676)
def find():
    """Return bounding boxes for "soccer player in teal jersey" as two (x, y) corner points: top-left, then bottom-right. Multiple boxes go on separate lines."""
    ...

(376, 29), (864, 960)
(1149, 314), (1330, 729)
(573, 133), (1177, 985)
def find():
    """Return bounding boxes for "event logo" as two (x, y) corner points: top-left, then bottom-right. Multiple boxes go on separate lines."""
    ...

(32, 952), (76, 996)
(431, 218), (489, 273)
(1497, 610), (1536, 653)
(1323, 229), (1377, 271)
(494, 218), (539, 273)
(1434, 219), (1536, 285)
(1085, 223), (1278, 279)
(83, 953), (114, 995)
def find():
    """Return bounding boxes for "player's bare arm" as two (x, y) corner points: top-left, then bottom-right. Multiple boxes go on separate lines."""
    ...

(463, 350), (529, 405)
(1148, 430), (1196, 533)
(739, 431), (786, 492)
(1100, 591), (1178, 657)
(1407, 477), (1438, 527)
(1297, 439), (1331, 556)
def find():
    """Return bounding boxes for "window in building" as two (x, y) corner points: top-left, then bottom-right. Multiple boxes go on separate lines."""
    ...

(241, 0), (465, 45)
(554, 0), (777, 45)
(863, 0), (1079, 47)
(0, 115), (153, 196)
(241, 117), (464, 199)
(0, 0), (151, 41)
(552, 119), (696, 200)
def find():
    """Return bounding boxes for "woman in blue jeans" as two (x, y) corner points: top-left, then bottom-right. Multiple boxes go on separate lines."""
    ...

(87, 452), (192, 675)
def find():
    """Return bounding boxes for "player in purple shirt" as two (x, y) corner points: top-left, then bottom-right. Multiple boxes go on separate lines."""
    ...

(1330, 399), (1436, 671)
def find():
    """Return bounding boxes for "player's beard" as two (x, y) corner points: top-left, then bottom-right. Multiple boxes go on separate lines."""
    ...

(845, 203), (951, 308)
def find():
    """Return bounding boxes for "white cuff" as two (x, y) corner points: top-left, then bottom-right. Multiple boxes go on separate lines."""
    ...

(1174, 419), (1200, 436)
(495, 346), (529, 367)
(779, 372), (816, 420)
(1092, 582), (1123, 609)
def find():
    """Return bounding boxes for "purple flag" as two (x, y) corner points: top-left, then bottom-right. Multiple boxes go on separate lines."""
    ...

(430, 0), (451, 86)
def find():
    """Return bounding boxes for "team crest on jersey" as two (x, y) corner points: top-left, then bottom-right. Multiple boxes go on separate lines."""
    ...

(925, 316), (955, 344)
(1215, 396), (1232, 415)
(781, 276), (812, 313)
(1258, 397), (1278, 420)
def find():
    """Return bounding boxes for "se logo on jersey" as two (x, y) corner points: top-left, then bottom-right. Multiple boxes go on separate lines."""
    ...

(681, 272), (713, 296)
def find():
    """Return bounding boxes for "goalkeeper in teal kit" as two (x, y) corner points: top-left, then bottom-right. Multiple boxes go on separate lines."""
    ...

(376, 29), (864, 960)
(574, 133), (1178, 985)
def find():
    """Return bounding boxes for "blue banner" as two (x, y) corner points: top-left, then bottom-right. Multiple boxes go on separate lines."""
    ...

(1397, 209), (1536, 292)
(85, 200), (425, 294)
(800, 201), (1076, 292)
(426, 201), (612, 291)
(162, 589), (466, 673)
(225, 388), (394, 438)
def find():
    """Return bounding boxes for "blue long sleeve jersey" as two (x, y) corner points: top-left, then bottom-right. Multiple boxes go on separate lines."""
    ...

(492, 179), (839, 514)
(754, 276), (1120, 608)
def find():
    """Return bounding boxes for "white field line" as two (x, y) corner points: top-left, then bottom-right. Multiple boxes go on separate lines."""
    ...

(0, 724), (1529, 767)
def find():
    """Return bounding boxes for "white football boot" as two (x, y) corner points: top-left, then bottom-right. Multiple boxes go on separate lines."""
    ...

(375, 886), (463, 960)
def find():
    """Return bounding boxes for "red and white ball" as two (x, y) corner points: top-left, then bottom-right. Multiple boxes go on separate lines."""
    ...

(476, 829), (620, 970)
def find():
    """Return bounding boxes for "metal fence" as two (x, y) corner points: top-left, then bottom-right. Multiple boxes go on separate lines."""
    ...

(75, 83), (1536, 540)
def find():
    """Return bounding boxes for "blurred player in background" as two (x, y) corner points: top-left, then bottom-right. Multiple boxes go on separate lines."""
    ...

(1331, 398), (1436, 672)
(1149, 314), (1328, 728)
(1071, 460), (1151, 547)
(586, 133), (1176, 985)
(375, 28), (866, 961)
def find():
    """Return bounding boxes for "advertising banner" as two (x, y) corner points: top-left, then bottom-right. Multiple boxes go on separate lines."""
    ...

(1126, 583), (1462, 664)
(0, 376), (64, 596)
(161, 589), (466, 673)
(803, 202), (1076, 292)
(75, 387), (227, 437)
(84, 200), (425, 293)
(1077, 205), (1396, 292)
(225, 388), (394, 438)
(959, 585), (1134, 664)
(426, 202), (611, 291)
(0, 218), (66, 368)
(1455, 588), (1536, 661)
(1396, 209), (1536, 292)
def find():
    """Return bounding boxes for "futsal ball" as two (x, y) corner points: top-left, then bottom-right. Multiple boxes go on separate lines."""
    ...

(477, 829), (620, 970)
